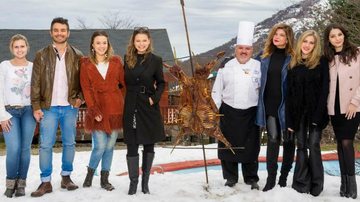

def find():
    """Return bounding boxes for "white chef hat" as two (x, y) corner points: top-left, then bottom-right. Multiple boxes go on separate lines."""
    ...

(236, 21), (255, 46)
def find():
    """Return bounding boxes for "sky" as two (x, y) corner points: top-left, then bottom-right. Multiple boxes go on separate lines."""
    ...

(0, 144), (357, 202)
(0, 0), (302, 57)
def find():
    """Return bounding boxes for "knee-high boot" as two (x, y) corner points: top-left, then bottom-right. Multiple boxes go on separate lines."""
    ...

(263, 116), (281, 192)
(142, 152), (155, 194)
(279, 138), (295, 187)
(263, 140), (280, 192)
(127, 155), (139, 195)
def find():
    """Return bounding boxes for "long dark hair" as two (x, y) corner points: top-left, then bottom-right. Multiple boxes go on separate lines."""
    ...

(125, 27), (153, 68)
(323, 23), (359, 65)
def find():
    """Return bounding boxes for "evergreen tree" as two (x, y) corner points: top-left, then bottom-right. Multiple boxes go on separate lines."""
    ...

(329, 0), (360, 45)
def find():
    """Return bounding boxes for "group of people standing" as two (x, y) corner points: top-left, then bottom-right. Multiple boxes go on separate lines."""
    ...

(0, 16), (359, 200)
(0, 17), (165, 197)
(212, 21), (358, 199)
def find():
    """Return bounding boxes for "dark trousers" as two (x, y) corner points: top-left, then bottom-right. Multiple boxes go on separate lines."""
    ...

(292, 115), (324, 195)
(221, 160), (259, 184)
(266, 116), (295, 177)
(127, 144), (155, 157)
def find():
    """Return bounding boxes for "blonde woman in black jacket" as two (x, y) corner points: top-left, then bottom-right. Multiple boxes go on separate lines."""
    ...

(286, 30), (329, 196)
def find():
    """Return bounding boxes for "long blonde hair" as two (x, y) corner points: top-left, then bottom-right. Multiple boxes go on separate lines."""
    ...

(261, 23), (295, 58)
(290, 30), (321, 69)
(125, 27), (153, 68)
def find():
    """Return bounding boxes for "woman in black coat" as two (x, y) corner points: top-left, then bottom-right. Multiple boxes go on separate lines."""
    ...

(123, 27), (165, 195)
(286, 30), (329, 196)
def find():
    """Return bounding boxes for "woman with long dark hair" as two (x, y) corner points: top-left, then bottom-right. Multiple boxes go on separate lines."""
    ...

(123, 27), (165, 195)
(324, 23), (359, 199)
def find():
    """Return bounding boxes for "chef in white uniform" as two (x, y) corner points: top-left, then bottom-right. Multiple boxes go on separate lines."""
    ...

(212, 21), (261, 189)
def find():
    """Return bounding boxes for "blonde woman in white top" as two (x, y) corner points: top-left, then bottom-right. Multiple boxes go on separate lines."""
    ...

(0, 34), (36, 198)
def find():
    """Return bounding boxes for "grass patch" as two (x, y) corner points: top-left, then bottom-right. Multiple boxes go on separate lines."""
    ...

(321, 142), (360, 152)
(0, 142), (5, 150)
(321, 143), (337, 151)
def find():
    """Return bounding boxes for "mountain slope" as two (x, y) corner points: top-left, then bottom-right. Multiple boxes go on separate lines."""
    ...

(181, 0), (331, 74)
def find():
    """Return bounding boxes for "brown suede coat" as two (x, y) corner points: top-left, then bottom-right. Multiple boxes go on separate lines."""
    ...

(80, 56), (125, 134)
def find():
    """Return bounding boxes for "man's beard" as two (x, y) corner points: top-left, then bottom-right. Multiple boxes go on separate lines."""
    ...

(53, 37), (68, 44)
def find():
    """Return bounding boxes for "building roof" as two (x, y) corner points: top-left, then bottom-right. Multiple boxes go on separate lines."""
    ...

(0, 29), (174, 64)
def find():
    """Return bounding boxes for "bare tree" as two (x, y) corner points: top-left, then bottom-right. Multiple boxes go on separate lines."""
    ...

(76, 17), (90, 29)
(99, 11), (137, 29)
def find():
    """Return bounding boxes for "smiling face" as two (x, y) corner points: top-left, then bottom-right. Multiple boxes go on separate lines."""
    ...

(272, 28), (287, 48)
(134, 33), (150, 54)
(11, 39), (28, 59)
(301, 35), (315, 59)
(50, 22), (70, 44)
(235, 45), (253, 64)
(92, 35), (108, 58)
(329, 28), (344, 52)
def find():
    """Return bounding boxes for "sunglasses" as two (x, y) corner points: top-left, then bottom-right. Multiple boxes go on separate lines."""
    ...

(133, 26), (149, 33)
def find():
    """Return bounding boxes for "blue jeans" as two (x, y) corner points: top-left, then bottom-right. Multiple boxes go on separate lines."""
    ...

(88, 130), (118, 171)
(3, 106), (36, 180)
(39, 106), (78, 182)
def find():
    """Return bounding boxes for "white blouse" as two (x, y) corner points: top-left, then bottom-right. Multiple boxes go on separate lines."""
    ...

(96, 62), (109, 79)
(0, 60), (33, 121)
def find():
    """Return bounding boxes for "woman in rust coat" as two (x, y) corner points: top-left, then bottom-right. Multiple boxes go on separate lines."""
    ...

(80, 31), (125, 191)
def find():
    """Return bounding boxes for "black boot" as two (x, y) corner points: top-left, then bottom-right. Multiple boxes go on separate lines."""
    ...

(127, 155), (139, 195)
(221, 160), (239, 188)
(263, 175), (276, 192)
(4, 179), (16, 198)
(346, 175), (357, 199)
(263, 139), (279, 192)
(142, 152), (154, 194)
(100, 171), (114, 191)
(83, 167), (95, 188)
(279, 138), (295, 187)
(248, 180), (260, 190)
(278, 173), (288, 187)
(340, 175), (347, 197)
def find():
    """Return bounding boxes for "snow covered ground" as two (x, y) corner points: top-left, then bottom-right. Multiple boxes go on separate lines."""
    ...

(0, 144), (359, 201)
